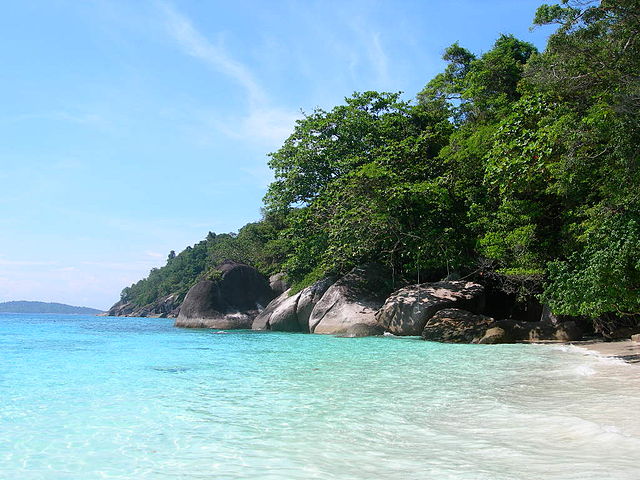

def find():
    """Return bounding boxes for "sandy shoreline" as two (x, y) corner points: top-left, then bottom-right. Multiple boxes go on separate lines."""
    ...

(571, 339), (640, 364)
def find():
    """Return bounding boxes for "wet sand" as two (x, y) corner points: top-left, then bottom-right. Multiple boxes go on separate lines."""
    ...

(575, 339), (640, 364)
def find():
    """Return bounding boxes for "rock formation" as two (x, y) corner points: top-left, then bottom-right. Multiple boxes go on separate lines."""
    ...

(309, 264), (392, 335)
(268, 273), (290, 296)
(175, 261), (274, 329)
(477, 319), (584, 343)
(254, 264), (392, 336)
(108, 293), (181, 318)
(421, 308), (495, 343)
(376, 281), (485, 336)
(107, 254), (590, 344)
(252, 277), (335, 332)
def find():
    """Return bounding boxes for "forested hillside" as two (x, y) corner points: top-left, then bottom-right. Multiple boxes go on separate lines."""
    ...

(118, 1), (639, 331)
(0, 301), (103, 314)
(119, 220), (286, 306)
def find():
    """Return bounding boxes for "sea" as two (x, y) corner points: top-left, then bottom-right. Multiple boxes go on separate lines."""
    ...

(1, 313), (639, 480)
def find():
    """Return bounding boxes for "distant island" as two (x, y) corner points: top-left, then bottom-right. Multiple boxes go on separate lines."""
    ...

(0, 301), (103, 315)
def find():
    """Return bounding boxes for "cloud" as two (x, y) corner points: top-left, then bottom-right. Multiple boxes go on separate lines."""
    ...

(207, 107), (299, 146)
(242, 108), (299, 145)
(3, 111), (107, 128)
(81, 260), (159, 272)
(55, 266), (78, 272)
(0, 258), (58, 267)
(345, 15), (391, 88)
(159, 1), (265, 106)
(157, 2), (299, 147)
(367, 32), (390, 86)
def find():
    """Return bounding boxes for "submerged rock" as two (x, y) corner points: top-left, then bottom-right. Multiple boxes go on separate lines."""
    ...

(175, 261), (274, 329)
(377, 281), (485, 336)
(334, 323), (386, 337)
(421, 308), (495, 343)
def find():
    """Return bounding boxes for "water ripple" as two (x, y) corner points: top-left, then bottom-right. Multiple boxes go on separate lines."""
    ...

(0, 314), (639, 479)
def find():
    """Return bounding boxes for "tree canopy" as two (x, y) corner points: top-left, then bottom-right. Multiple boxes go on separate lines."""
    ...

(120, 1), (640, 331)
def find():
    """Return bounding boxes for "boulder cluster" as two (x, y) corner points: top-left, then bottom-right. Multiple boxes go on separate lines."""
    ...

(107, 293), (181, 318)
(174, 261), (588, 343)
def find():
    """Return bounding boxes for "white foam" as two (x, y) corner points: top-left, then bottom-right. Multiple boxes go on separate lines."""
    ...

(574, 365), (596, 376)
(549, 343), (631, 367)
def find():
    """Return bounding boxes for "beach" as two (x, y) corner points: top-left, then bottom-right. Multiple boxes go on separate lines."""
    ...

(577, 339), (640, 364)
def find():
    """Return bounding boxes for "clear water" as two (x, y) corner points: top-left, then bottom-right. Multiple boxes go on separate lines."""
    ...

(1, 314), (639, 480)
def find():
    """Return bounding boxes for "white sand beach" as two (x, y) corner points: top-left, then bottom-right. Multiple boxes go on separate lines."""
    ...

(577, 339), (640, 364)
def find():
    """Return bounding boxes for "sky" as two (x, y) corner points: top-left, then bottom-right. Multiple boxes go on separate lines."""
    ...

(0, 0), (556, 310)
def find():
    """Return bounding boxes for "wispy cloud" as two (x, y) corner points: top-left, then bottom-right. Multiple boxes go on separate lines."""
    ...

(157, 1), (299, 147)
(206, 107), (300, 146)
(0, 258), (58, 267)
(3, 111), (107, 127)
(159, 1), (265, 106)
(345, 14), (391, 88)
(81, 260), (159, 272)
(367, 32), (390, 86)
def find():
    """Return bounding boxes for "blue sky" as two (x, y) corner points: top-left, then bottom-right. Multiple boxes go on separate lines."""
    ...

(0, 0), (555, 309)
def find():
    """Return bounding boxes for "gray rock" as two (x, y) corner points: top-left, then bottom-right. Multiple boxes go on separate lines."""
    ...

(540, 304), (560, 325)
(107, 292), (181, 318)
(252, 289), (294, 330)
(377, 281), (485, 336)
(421, 308), (495, 343)
(478, 326), (511, 344)
(269, 273), (290, 296)
(493, 319), (583, 342)
(604, 325), (640, 340)
(176, 261), (274, 329)
(264, 290), (302, 332)
(310, 264), (391, 335)
(554, 321), (584, 341)
(334, 323), (386, 337)
(252, 277), (336, 332)
(632, 334), (640, 343)
(295, 277), (336, 332)
(216, 261), (275, 311)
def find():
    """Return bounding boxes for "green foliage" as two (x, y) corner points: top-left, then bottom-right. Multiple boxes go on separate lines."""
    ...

(119, 216), (286, 307)
(418, 35), (537, 122)
(544, 213), (640, 317)
(121, 0), (640, 326)
(203, 267), (223, 282)
(121, 238), (211, 306)
(264, 91), (426, 211)
(264, 90), (462, 286)
(529, 0), (640, 111)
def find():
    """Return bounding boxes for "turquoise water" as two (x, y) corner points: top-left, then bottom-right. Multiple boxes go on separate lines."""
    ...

(1, 314), (639, 480)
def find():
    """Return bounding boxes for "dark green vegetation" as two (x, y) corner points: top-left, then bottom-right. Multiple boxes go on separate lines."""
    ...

(120, 221), (286, 306)
(0, 301), (103, 314)
(120, 1), (639, 334)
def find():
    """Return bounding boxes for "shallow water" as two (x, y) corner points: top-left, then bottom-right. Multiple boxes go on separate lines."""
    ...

(1, 314), (638, 480)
